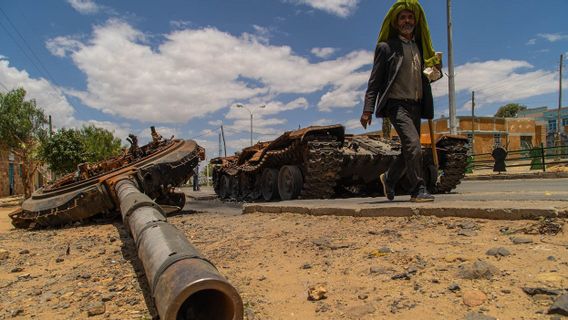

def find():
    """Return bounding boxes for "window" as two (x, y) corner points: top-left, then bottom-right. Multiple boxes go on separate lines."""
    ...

(493, 133), (501, 147)
(563, 118), (568, 126)
(548, 119), (557, 133)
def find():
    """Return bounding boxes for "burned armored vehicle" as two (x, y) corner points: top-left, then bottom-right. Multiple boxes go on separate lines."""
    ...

(210, 124), (468, 201)
(10, 128), (245, 320)
(10, 127), (205, 229)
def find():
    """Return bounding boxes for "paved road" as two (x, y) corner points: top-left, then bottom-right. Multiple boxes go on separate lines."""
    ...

(451, 178), (568, 202)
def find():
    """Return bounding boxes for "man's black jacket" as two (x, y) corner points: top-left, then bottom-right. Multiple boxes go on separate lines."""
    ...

(363, 37), (434, 120)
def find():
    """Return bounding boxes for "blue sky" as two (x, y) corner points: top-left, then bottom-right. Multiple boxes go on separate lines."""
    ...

(1, 0), (567, 159)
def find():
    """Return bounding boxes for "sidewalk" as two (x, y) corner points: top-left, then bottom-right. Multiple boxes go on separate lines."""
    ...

(465, 163), (568, 180)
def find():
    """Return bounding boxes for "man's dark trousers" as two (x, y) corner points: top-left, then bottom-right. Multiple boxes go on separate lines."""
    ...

(384, 99), (424, 194)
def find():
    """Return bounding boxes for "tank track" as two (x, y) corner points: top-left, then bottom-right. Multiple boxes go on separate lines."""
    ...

(300, 140), (343, 199)
(240, 141), (301, 174)
(434, 138), (469, 193)
(215, 137), (343, 201)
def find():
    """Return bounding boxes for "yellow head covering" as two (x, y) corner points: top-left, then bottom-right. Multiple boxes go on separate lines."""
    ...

(377, 0), (439, 67)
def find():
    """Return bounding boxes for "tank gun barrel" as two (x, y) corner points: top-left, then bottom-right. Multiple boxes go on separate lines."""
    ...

(115, 178), (243, 320)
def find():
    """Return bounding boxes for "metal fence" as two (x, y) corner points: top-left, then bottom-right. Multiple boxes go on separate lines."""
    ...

(467, 144), (568, 172)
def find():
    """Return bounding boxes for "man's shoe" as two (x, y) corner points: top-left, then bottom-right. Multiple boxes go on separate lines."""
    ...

(380, 173), (395, 201)
(410, 187), (435, 202)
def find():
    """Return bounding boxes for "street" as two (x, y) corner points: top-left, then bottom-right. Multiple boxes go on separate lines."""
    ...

(454, 178), (568, 201)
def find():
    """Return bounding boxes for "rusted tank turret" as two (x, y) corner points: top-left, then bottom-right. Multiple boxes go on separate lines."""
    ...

(10, 128), (244, 320)
(210, 124), (468, 201)
(10, 128), (204, 228)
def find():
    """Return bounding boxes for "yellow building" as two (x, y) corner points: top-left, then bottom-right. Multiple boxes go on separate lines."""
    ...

(415, 116), (545, 154)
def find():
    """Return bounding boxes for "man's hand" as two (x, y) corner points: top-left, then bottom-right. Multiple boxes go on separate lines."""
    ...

(360, 111), (372, 129)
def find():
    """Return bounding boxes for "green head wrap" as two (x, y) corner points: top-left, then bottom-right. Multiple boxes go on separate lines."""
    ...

(378, 0), (440, 68)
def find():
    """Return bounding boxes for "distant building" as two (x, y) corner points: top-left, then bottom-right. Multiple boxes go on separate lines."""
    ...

(0, 148), (23, 196)
(517, 106), (568, 146)
(415, 116), (545, 154)
(0, 146), (47, 197)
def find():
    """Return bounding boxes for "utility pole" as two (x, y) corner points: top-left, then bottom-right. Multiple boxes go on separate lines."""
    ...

(218, 133), (222, 158)
(471, 91), (475, 154)
(557, 54), (563, 149)
(250, 113), (253, 147)
(48, 115), (52, 137)
(447, 0), (457, 135)
(220, 125), (227, 157)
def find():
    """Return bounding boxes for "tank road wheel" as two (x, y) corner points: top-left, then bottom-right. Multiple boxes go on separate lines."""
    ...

(219, 175), (231, 199)
(261, 168), (279, 201)
(278, 165), (303, 200)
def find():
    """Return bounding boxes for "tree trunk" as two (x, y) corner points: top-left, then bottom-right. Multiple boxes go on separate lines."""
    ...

(21, 154), (32, 198)
(17, 148), (38, 199)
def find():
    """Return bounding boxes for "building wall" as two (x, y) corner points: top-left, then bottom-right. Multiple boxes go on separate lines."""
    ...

(0, 149), (25, 197)
(519, 106), (568, 141)
(419, 116), (541, 155)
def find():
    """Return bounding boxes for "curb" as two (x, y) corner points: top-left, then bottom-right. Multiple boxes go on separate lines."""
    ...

(243, 203), (568, 220)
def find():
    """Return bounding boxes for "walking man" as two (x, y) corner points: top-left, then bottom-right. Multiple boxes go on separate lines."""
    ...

(193, 164), (200, 191)
(360, 0), (441, 202)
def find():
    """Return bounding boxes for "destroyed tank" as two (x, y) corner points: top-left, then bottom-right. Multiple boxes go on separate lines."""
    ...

(10, 127), (205, 228)
(210, 124), (468, 201)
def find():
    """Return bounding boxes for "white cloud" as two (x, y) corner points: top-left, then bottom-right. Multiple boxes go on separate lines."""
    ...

(292, 0), (360, 17)
(67, 0), (100, 14)
(538, 33), (568, 42)
(48, 20), (372, 124)
(344, 118), (361, 130)
(170, 20), (192, 30)
(46, 36), (84, 58)
(317, 71), (368, 111)
(224, 98), (309, 135)
(311, 47), (336, 58)
(208, 120), (223, 127)
(0, 58), (76, 129)
(138, 126), (180, 142)
(431, 59), (559, 111)
(251, 25), (272, 44)
(83, 120), (132, 143)
(310, 118), (335, 126)
(525, 38), (536, 46)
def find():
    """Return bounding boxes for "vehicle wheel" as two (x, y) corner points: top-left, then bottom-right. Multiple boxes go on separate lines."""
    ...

(278, 165), (303, 200)
(261, 168), (279, 201)
(219, 175), (231, 199)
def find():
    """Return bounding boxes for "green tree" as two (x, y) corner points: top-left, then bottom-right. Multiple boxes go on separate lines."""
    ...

(39, 128), (86, 176)
(80, 125), (122, 162)
(494, 103), (527, 118)
(0, 88), (48, 198)
(39, 125), (123, 176)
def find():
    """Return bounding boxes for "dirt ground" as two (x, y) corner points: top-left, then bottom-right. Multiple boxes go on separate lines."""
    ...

(1, 204), (567, 320)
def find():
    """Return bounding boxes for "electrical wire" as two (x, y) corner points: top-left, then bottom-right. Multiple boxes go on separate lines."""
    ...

(0, 7), (59, 87)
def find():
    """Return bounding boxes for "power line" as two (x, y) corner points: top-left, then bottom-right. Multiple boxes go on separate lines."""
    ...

(0, 7), (59, 87)
(0, 21), (47, 83)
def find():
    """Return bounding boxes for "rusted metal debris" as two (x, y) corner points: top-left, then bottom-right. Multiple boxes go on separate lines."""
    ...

(115, 178), (243, 320)
(210, 124), (469, 201)
(10, 128), (244, 320)
(10, 128), (205, 228)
